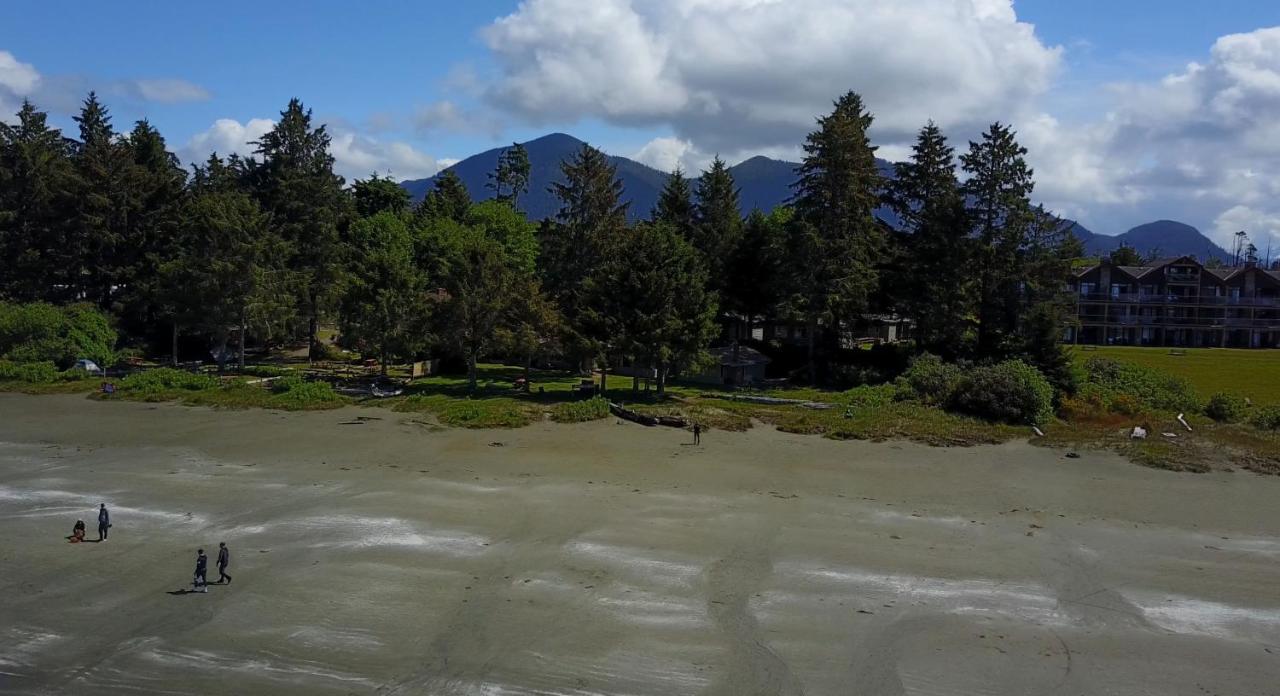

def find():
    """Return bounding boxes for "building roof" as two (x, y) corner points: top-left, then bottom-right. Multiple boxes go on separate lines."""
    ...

(712, 344), (771, 367)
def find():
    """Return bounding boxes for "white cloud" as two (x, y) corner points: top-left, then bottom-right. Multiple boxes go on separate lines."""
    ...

(1024, 26), (1280, 247)
(182, 117), (443, 182)
(0, 50), (39, 94)
(131, 78), (210, 103)
(483, 0), (1061, 152)
(181, 117), (275, 165)
(632, 136), (696, 172)
(329, 131), (442, 181)
(0, 50), (40, 118)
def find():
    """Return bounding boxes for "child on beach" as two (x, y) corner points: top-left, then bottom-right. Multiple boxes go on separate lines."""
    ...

(70, 520), (85, 542)
(193, 549), (209, 593)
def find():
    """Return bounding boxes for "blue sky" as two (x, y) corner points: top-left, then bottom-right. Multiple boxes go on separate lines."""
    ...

(2, 1), (1279, 247)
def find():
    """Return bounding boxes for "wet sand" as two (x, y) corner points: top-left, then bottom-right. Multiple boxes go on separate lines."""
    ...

(1, 393), (1278, 695)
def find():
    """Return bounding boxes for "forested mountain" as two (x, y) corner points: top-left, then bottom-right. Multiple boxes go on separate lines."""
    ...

(1072, 220), (1230, 261)
(405, 135), (1223, 257)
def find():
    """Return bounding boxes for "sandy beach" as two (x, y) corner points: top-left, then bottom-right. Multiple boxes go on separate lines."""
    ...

(1, 392), (1278, 695)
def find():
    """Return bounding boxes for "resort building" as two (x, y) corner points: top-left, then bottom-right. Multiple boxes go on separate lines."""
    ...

(1068, 256), (1280, 348)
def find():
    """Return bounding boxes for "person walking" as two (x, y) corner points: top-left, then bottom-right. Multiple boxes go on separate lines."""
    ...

(193, 549), (209, 593)
(693, 423), (702, 446)
(216, 542), (232, 584)
(97, 504), (110, 541)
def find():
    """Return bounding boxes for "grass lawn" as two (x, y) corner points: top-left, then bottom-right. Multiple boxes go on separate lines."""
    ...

(1071, 347), (1280, 405)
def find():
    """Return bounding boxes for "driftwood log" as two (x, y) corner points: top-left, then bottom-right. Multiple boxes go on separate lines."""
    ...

(609, 403), (689, 429)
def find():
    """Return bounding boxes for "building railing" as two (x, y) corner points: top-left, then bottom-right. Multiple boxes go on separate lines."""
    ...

(1075, 293), (1280, 307)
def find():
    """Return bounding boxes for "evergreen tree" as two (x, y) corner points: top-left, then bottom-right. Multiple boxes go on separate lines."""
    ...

(353, 173), (411, 218)
(651, 167), (694, 229)
(887, 123), (973, 356)
(723, 207), (790, 333)
(432, 227), (522, 391)
(115, 120), (187, 342)
(339, 212), (429, 374)
(961, 122), (1036, 359)
(788, 91), (885, 383)
(587, 221), (718, 397)
(417, 169), (471, 223)
(541, 143), (629, 384)
(162, 189), (271, 371)
(71, 92), (132, 308)
(691, 158), (742, 293)
(1109, 244), (1143, 267)
(487, 143), (531, 208)
(249, 98), (350, 361)
(0, 100), (77, 302)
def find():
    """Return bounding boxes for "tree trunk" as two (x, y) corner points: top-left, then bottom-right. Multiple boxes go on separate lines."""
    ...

(171, 322), (179, 367)
(523, 355), (532, 392)
(632, 364), (640, 396)
(467, 351), (478, 392)
(380, 337), (388, 377)
(657, 362), (668, 398)
(807, 315), (818, 385)
(239, 309), (247, 370)
(308, 294), (319, 365)
(216, 329), (229, 374)
(599, 359), (608, 394)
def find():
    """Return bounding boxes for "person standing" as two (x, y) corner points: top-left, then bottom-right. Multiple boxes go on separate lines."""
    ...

(216, 542), (232, 584)
(194, 549), (209, 593)
(693, 423), (702, 446)
(97, 504), (110, 541)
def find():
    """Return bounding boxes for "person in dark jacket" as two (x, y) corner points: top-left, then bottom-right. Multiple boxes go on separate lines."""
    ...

(194, 549), (209, 593)
(216, 542), (232, 584)
(97, 504), (110, 541)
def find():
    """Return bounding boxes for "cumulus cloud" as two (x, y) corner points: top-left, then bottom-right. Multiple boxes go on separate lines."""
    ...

(181, 117), (442, 182)
(181, 117), (275, 165)
(483, 0), (1061, 152)
(1024, 26), (1280, 247)
(632, 136), (697, 172)
(0, 50), (40, 118)
(328, 131), (442, 181)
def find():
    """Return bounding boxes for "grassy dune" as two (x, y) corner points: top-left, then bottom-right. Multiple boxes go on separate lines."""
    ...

(1072, 346), (1280, 405)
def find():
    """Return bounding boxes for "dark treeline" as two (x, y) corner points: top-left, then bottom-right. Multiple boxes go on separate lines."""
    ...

(0, 91), (1080, 391)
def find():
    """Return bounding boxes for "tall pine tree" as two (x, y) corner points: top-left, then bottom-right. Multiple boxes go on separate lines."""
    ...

(651, 167), (694, 229)
(487, 142), (531, 208)
(250, 98), (350, 360)
(71, 92), (132, 308)
(542, 143), (628, 382)
(0, 100), (77, 302)
(961, 123), (1036, 359)
(887, 122), (973, 357)
(691, 158), (742, 295)
(417, 169), (471, 223)
(789, 91), (884, 383)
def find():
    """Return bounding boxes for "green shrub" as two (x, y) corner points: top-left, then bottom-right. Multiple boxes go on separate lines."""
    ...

(949, 360), (1054, 425)
(895, 353), (962, 405)
(552, 396), (610, 423)
(837, 383), (897, 410)
(0, 360), (63, 383)
(1251, 405), (1280, 431)
(270, 375), (306, 394)
(271, 380), (343, 409)
(439, 399), (534, 428)
(1081, 357), (1201, 413)
(0, 302), (116, 367)
(120, 368), (219, 394)
(1205, 392), (1248, 423)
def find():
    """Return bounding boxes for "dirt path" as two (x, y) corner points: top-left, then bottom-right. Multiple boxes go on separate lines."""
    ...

(1, 393), (1278, 695)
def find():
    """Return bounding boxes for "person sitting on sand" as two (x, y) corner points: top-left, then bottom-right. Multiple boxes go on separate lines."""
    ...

(70, 519), (86, 543)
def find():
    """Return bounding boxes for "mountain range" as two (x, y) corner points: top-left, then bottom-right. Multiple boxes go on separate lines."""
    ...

(401, 133), (1228, 261)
